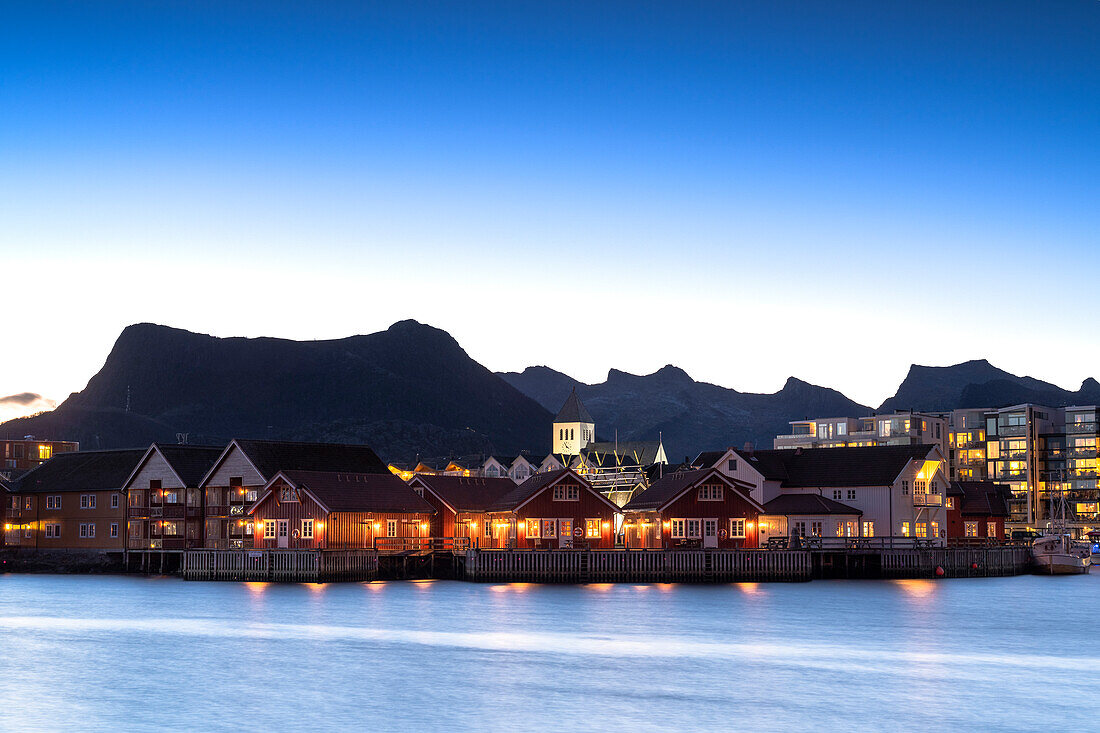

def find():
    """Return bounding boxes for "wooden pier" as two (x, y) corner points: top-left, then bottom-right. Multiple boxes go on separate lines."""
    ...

(181, 549), (378, 581)
(463, 549), (813, 583)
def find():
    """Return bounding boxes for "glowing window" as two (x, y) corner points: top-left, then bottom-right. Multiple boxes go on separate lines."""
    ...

(585, 519), (601, 538)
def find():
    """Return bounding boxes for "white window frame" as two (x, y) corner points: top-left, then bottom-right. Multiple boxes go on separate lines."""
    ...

(698, 484), (724, 501)
(964, 521), (978, 537)
(552, 485), (580, 501)
(810, 520), (823, 537)
(686, 519), (701, 539)
(526, 519), (540, 538)
(45, 523), (61, 538)
(585, 518), (601, 539)
(110, 523), (119, 538)
(862, 521), (874, 537)
(540, 519), (557, 538)
(264, 520), (276, 539)
(671, 518), (686, 539)
(111, 493), (119, 509)
(987, 521), (997, 537)
(729, 518), (746, 538)
(846, 489), (856, 501)
(301, 519), (314, 540)
(387, 519), (397, 538)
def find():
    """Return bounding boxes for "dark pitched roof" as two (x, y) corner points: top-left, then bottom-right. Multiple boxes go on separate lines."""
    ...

(410, 475), (517, 513)
(15, 449), (146, 493)
(732, 445), (936, 488)
(555, 390), (593, 424)
(151, 444), (224, 486)
(277, 470), (435, 514)
(691, 450), (728, 468)
(233, 440), (389, 481)
(950, 481), (1011, 518)
(488, 469), (607, 512)
(763, 493), (862, 516)
(623, 469), (759, 512)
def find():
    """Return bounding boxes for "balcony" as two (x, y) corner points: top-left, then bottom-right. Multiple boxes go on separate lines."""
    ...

(998, 425), (1027, 437)
(1066, 448), (1099, 459)
(1066, 422), (1098, 434)
(913, 494), (943, 507)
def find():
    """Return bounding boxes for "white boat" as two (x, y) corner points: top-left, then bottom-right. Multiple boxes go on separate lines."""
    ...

(1032, 534), (1091, 575)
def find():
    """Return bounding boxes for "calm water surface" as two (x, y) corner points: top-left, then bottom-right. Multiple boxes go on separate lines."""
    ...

(2, 574), (1100, 731)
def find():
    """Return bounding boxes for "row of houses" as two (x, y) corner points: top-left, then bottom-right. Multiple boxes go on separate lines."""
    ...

(3, 436), (1011, 555)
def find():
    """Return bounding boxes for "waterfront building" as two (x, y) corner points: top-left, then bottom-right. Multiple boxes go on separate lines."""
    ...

(122, 444), (223, 551)
(758, 494), (863, 543)
(774, 411), (948, 455)
(3, 448), (143, 551)
(620, 468), (762, 549)
(711, 445), (949, 542)
(198, 440), (390, 549)
(249, 470), (434, 551)
(1, 438), (79, 470)
(945, 481), (1011, 540)
(484, 468), (619, 549)
(407, 474), (516, 547)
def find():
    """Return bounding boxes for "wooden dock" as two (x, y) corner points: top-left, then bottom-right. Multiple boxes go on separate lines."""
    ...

(463, 549), (813, 583)
(181, 549), (378, 581)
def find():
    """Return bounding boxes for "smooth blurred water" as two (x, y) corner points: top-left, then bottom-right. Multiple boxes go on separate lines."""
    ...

(2, 574), (1099, 732)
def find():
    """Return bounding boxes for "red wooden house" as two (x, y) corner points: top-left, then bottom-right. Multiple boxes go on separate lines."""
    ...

(406, 474), (516, 549)
(946, 481), (1011, 541)
(249, 470), (435, 552)
(484, 468), (619, 549)
(621, 468), (764, 549)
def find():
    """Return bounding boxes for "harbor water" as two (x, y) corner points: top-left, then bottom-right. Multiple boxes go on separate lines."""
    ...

(1, 574), (1098, 731)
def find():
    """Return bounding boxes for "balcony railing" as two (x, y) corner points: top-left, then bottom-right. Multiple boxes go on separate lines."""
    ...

(1066, 422), (1098, 434)
(913, 494), (943, 506)
(998, 425), (1027, 437)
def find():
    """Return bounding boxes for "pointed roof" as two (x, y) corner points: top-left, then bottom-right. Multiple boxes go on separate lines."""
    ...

(15, 449), (146, 493)
(555, 389), (593, 424)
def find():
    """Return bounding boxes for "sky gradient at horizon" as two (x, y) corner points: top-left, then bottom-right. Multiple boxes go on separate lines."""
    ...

(2, 0), (1099, 419)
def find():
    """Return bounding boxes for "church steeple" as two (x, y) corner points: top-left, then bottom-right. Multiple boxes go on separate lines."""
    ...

(553, 388), (595, 456)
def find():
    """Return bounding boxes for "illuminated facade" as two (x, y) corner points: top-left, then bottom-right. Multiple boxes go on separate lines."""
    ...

(1, 438), (79, 470)
(775, 411), (948, 456)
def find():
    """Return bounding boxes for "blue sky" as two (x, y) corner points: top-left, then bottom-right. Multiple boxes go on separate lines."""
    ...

(2, 0), (1099, 417)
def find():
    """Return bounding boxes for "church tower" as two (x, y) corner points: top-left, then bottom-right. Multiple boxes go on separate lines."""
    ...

(553, 388), (595, 456)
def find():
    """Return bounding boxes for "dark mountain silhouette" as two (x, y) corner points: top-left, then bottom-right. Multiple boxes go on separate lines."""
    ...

(0, 321), (552, 462)
(879, 359), (1097, 412)
(499, 365), (869, 462)
(7, 322), (1097, 465)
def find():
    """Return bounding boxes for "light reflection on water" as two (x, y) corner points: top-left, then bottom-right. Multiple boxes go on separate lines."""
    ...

(1, 574), (1099, 732)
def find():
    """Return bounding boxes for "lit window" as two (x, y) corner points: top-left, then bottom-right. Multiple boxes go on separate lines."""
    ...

(945, 497), (955, 510)
(541, 519), (557, 538)
(387, 519), (397, 538)
(526, 519), (540, 538)
(585, 519), (601, 539)
(301, 519), (314, 540)
(931, 522), (940, 538)
(916, 523), (928, 539)
(987, 522), (997, 537)
(38, 445), (52, 460)
(730, 518), (746, 538)
(965, 522), (977, 537)
(901, 522), (910, 537)
(810, 521), (823, 537)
